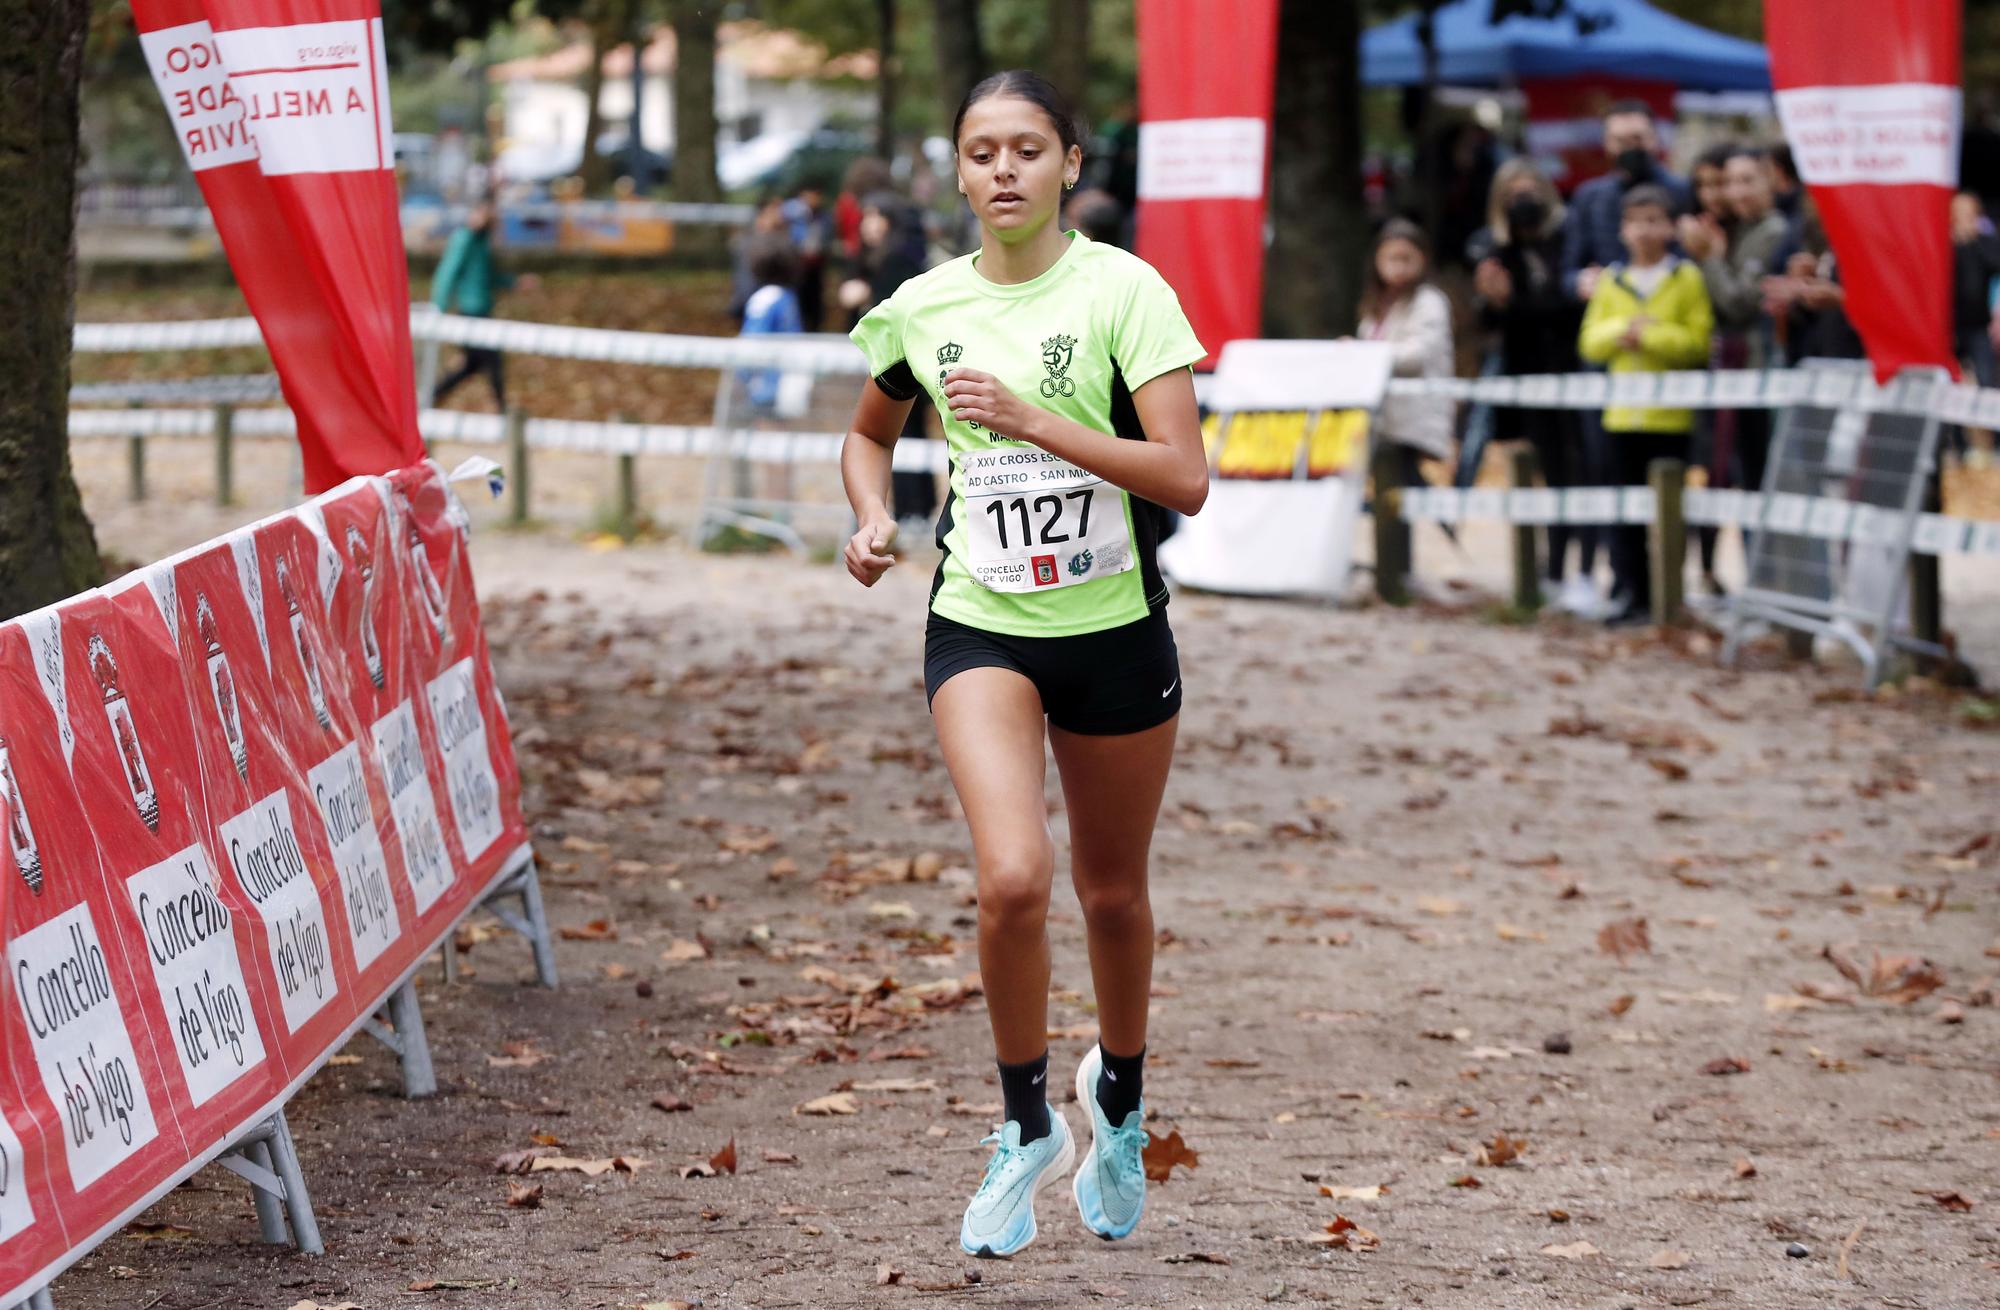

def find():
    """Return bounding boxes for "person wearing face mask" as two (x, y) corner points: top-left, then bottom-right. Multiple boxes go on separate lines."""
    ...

(1562, 101), (1692, 305)
(1680, 147), (1789, 572)
(1469, 160), (1590, 610)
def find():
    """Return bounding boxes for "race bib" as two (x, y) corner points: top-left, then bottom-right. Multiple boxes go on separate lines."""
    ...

(960, 448), (1134, 593)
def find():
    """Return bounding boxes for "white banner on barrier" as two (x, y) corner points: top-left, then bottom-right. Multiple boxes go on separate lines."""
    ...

(0, 1099), (32, 1245)
(305, 743), (401, 974)
(426, 658), (503, 866)
(7, 905), (162, 1190)
(124, 843), (268, 1106)
(218, 790), (338, 1034)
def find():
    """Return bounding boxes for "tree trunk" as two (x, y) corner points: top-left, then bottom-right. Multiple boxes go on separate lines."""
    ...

(577, 0), (624, 194)
(1264, 0), (1365, 339)
(671, 1), (722, 205)
(0, 0), (101, 619)
(875, 0), (897, 160)
(1044, 0), (1090, 114)
(931, 0), (987, 130)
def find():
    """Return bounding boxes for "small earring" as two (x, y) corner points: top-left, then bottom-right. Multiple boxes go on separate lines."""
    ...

(1065, 179), (1076, 191)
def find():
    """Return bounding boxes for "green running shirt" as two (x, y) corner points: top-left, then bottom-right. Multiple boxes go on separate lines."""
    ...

(851, 232), (1207, 638)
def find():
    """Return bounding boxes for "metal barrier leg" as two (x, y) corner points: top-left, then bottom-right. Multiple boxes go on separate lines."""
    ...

(441, 936), (461, 985)
(26, 1287), (53, 1310)
(215, 1110), (322, 1256)
(515, 860), (559, 989)
(266, 1111), (323, 1256)
(362, 980), (438, 1099)
(246, 1140), (288, 1244)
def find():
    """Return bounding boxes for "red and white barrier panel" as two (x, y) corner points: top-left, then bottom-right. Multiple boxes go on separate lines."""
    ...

(0, 462), (529, 1305)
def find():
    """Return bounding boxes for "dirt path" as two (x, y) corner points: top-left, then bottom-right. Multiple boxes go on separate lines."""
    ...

(46, 528), (2000, 1310)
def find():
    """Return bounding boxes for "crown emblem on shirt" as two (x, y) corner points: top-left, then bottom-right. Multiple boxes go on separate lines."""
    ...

(937, 342), (964, 367)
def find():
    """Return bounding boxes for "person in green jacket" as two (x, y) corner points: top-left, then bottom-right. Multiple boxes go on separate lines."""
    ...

(431, 201), (535, 409)
(1578, 183), (1714, 625)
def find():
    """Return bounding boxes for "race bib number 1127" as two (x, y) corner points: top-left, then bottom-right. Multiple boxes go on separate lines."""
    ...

(959, 448), (1134, 594)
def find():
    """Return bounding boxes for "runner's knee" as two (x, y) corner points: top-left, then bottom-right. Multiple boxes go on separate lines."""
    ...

(977, 847), (1054, 925)
(1076, 876), (1149, 931)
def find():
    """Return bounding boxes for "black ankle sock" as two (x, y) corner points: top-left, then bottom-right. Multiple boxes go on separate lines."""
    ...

(1095, 1044), (1145, 1125)
(997, 1052), (1052, 1143)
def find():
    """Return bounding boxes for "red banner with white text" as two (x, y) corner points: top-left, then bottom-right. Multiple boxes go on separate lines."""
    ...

(132, 0), (423, 491)
(1768, 0), (1963, 381)
(0, 466), (529, 1306)
(1135, 0), (1280, 367)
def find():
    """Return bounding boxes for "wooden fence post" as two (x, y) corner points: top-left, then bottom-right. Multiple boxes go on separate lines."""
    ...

(1509, 443), (1542, 613)
(1648, 457), (1686, 628)
(1371, 443), (1410, 606)
(214, 401), (235, 507)
(127, 402), (147, 504)
(506, 406), (530, 526)
(615, 412), (639, 540)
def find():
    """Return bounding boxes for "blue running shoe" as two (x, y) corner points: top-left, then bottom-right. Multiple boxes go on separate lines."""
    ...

(1072, 1045), (1148, 1240)
(959, 1111), (1075, 1258)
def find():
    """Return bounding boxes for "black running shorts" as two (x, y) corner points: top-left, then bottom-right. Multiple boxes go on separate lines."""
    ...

(923, 610), (1183, 736)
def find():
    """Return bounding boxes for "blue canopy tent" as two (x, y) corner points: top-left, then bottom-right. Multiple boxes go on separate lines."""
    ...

(1361, 0), (1770, 92)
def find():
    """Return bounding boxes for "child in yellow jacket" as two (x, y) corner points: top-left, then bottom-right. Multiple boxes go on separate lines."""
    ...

(1577, 184), (1714, 623)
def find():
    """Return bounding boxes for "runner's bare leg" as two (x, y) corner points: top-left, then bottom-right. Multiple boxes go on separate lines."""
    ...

(1050, 715), (1176, 1058)
(931, 667), (1055, 1063)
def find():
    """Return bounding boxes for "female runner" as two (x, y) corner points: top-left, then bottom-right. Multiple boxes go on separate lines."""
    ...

(839, 70), (1208, 1257)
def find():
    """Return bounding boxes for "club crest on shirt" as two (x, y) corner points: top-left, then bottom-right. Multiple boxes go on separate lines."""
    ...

(1040, 334), (1078, 398)
(936, 341), (983, 433)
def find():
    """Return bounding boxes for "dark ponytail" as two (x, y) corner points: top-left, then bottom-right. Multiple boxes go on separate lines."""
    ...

(952, 70), (1086, 154)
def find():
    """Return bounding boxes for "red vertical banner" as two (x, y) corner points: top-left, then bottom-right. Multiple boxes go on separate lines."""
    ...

(132, 0), (422, 491)
(1135, 0), (1280, 366)
(1768, 0), (1962, 380)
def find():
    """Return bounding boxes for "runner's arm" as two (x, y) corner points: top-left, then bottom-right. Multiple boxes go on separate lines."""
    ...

(941, 367), (1207, 516)
(841, 378), (919, 585)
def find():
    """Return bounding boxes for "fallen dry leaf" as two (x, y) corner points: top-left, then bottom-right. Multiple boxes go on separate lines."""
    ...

(1607, 994), (1636, 1017)
(1315, 1215), (1381, 1250)
(661, 938), (710, 963)
(1495, 922), (1547, 942)
(1649, 1248), (1692, 1269)
(505, 1180), (543, 1209)
(1417, 895), (1463, 917)
(1542, 1240), (1600, 1259)
(1647, 756), (1690, 782)
(486, 1040), (548, 1069)
(638, 1302), (694, 1310)
(846, 1078), (937, 1093)
(652, 1095), (693, 1113)
(1701, 1056), (1752, 1076)
(1448, 1174), (1482, 1188)
(876, 1262), (904, 1286)
(1319, 1184), (1385, 1202)
(559, 918), (617, 942)
(1928, 1190), (1974, 1212)
(1143, 1128), (1201, 1183)
(762, 1149), (799, 1165)
(1598, 918), (1651, 965)
(528, 1155), (647, 1177)
(1476, 1133), (1526, 1167)
(1837, 1219), (1866, 1280)
(287, 1303), (363, 1310)
(1160, 1252), (1232, 1265)
(1734, 1157), (1758, 1179)
(1823, 944), (1945, 1003)
(797, 1092), (860, 1116)
(493, 1147), (556, 1174)
(1764, 993), (1819, 1012)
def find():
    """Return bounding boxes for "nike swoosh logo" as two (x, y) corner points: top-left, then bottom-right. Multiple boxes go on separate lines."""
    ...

(1031, 1071), (1045, 1084)
(1160, 680), (1178, 699)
